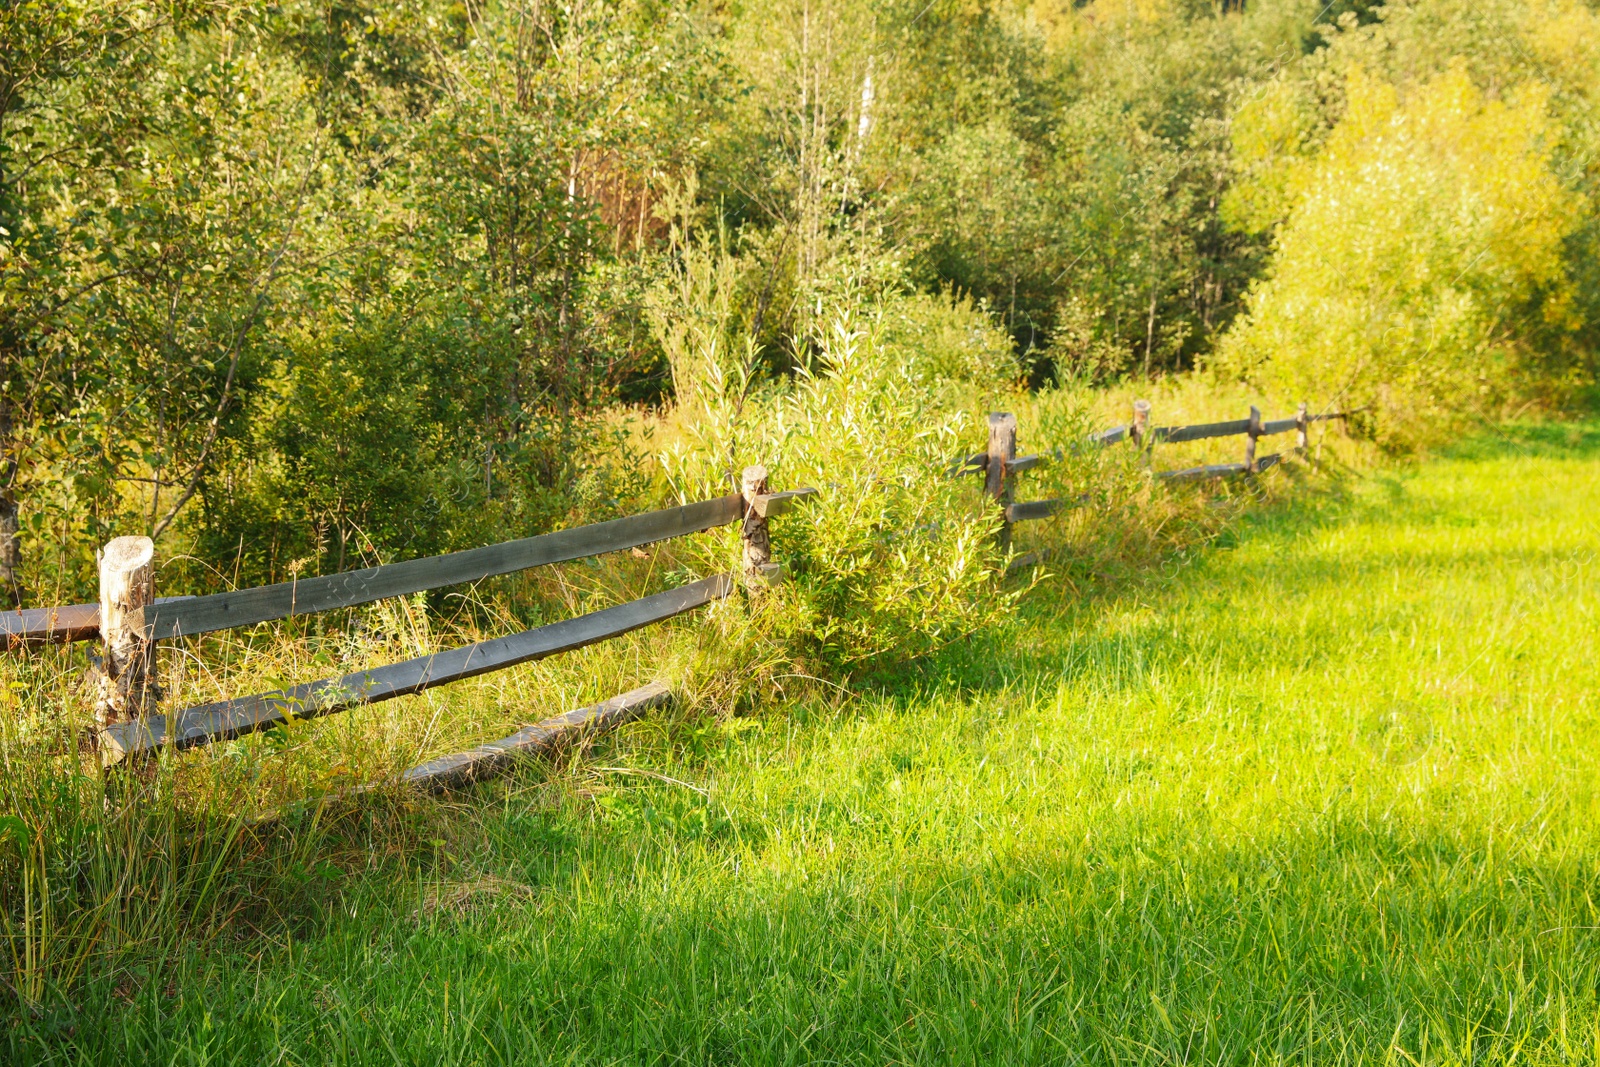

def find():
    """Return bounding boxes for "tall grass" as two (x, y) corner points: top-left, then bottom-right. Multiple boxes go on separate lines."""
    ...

(0, 279), (1370, 1014)
(3, 418), (1588, 1063)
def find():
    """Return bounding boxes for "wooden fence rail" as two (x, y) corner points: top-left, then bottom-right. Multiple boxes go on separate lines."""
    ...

(963, 398), (1346, 541)
(99, 575), (735, 764)
(136, 495), (746, 642)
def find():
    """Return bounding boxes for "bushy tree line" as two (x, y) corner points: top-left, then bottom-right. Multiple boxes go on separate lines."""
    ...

(1216, 0), (1600, 441)
(2, 0), (1595, 604)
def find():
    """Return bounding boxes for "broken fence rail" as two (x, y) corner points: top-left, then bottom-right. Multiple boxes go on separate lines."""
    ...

(401, 681), (674, 792)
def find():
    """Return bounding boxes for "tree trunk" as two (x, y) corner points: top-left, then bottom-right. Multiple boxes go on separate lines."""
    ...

(0, 399), (21, 608)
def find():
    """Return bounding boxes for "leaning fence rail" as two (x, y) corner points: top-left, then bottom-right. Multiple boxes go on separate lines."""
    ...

(6, 397), (1345, 789)
(97, 575), (737, 764)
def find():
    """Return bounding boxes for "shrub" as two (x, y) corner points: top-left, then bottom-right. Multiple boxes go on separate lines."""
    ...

(654, 280), (1022, 675)
(1217, 63), (1583, 442)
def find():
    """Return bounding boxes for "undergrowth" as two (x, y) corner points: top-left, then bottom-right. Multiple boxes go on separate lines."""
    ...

(0, 341), (1371, 1013)
(2, 417), (1589, 1064)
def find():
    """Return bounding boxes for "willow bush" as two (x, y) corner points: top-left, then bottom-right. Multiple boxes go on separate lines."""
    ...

(653, 270), (1024, 675)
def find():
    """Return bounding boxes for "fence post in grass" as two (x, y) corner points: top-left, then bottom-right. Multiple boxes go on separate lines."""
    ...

(1296, 401), (1309, 453)
(740, 464), (778, 590)
(93, 535), (160, 727)
(1244, 405), (1263, 473)
(1130, 399), (1152, 465)
(986, 412), (1018, 552)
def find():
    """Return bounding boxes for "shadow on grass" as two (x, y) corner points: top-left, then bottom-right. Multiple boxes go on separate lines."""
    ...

(15, 805), (1600, 1065)
(1435, 417), (1600, 463)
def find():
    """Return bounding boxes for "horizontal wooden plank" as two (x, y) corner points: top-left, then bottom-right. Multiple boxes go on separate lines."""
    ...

(751, 486), (818, 519)
(100, 574), (734, 764)
(948, 452), (987, 476)
(1090, 425), (1129, 446)
(1158, 453), (1282, 483)
(1, 603), (99, 649)
(1161, 411), (1349, 443)
(1093, 411), (1344, 449)
(953, 452), (1048, 476)
(1005, 499), (1065, 523)
(1, 596), (195, 650)
(401, 682), (674, 792)
(1152, 418), (1252, 444)
(134, 495), (743, 641)
(1160, 462), (1244, 483)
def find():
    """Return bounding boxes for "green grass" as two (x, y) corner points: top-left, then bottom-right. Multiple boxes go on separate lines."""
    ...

(8, 423), (1600, 1064)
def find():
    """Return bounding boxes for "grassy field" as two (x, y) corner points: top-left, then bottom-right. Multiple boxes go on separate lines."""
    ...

(8, 422), (1600, 1065)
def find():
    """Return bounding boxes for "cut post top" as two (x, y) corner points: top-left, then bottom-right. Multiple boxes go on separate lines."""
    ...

(985, 413), (1018, 502)
(1131, 399), (1152, 449)
(101, 536), (154, 575)
(741, 465), (768, 497)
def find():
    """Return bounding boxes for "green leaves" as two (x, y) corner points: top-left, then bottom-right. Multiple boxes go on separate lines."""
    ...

(1217, 47), (1589, 443)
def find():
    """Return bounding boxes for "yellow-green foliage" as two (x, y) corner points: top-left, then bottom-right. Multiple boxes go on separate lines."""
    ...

(656, 287), (1022, 673)
(754, 311), (1014, 670)
(1218, 61), (1583, 441)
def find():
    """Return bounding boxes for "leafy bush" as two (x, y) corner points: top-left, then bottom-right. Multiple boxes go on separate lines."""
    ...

(1217, 63), (1584, 442)
(654, 276), (1021, 674)
(755, 309), (1014, 672)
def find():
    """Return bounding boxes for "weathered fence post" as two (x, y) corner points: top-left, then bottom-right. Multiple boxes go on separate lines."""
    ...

(986, 412), (1018, 552)
(1130, 399), (1153, 472)
(1296, 402), (1309, 452)
(1244, 405), (1263, 473)
(1130, 399), (1151, 451)
(94, 535), (159, 727)
(740, 464), (778, 590)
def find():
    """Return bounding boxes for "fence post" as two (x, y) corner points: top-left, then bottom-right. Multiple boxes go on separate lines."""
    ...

(1244, 405), (1262, 473)
(740, 464), (778, 590)
(1296, 402), (1309, 452)
(93, 536), (159, 728)
(986, 412), (1017, 552)
(1130, 399), (1152, 470)
(1130, 399), (1151, 450)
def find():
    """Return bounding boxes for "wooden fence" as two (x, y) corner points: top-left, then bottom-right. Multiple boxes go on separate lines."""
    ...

(0, 399), (1343, 790)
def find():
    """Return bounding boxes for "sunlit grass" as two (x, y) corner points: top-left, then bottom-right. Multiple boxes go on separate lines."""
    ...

(5, 421), (1594, 1063)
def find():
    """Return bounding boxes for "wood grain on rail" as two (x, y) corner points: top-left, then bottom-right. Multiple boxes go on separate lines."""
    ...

(1005, 499), (1067, 523)
(2, 596), (196, 649)
(401, 683), (675, 792)
(0, 603), (100, 648)
(1159, 453), (1282, 483)
(134, 495), (743, 641)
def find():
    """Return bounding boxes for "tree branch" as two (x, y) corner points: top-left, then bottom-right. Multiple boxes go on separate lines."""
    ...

(150, 152), (321, 540)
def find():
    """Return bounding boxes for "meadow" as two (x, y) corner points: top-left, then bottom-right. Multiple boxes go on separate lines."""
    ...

(6, 421), (1595, 1064)
(5, 0), (1600, 1059)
